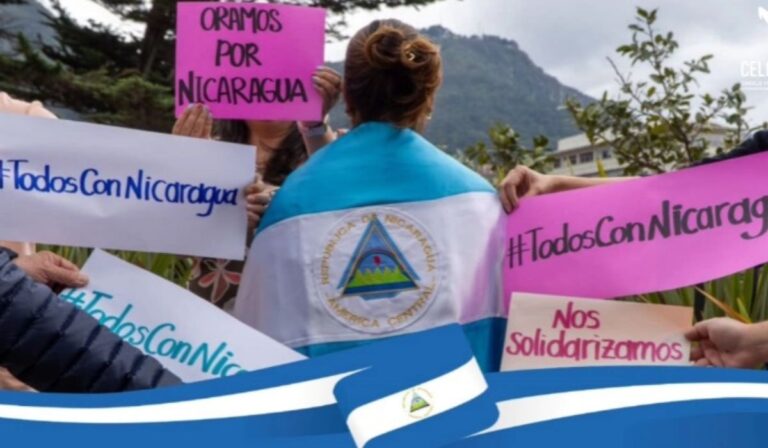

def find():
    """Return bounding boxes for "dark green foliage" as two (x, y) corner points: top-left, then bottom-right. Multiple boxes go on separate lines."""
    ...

(566, 7), (766, 175)
(0, 0), (447, 131)
(461, 124), (553, 184)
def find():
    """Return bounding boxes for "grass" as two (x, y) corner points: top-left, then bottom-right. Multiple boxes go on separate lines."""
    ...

(631, 266), (768, 324)
(41, 246), (194, 287)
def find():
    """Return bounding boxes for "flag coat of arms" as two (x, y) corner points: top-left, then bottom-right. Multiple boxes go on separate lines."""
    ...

(234, 122), (507, 370)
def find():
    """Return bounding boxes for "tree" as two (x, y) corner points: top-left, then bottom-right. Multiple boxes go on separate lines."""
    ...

(93, 0), (445, 79)
(0, 0), (447, 130)
(566, 7), (765, 176)
(461, 124), (554, 184)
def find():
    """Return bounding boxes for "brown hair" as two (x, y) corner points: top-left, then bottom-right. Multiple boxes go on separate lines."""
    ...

(214, 120), (306, 186)
(344, 19), (442, 132)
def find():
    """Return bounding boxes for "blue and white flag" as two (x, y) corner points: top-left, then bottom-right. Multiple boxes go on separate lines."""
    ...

(234, 122), (507, 370)
(2, 326), (768, 447)
(334, 325), (497, 448)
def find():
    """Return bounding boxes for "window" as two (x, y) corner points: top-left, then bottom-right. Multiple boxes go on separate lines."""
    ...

(601, 149), (613, 159)
(569, 155), (578, 165)
(579, 152), (594, 164)
(553, 158), (561, 169)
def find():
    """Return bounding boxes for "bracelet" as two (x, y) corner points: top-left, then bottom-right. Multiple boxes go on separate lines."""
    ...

(298, 119), (330, 138)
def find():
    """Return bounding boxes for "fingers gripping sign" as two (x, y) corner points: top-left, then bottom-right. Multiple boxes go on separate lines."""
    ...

(245, 176), (279, 235)
(173, 104), (214, 140)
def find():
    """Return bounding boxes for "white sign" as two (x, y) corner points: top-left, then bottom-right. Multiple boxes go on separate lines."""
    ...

(60, 250), (304, 382)
(501, 293), (693, 371)
(0, 113), (254, 259)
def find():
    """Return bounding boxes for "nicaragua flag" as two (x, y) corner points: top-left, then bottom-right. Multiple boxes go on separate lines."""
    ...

(234, 122), (507, 371)
(334, 325), (497, 448)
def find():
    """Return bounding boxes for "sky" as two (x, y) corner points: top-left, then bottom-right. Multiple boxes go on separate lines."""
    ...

(53, 0), (768, 122)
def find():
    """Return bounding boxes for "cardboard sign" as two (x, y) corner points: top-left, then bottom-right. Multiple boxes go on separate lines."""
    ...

(60, 250), (305, 382)
(175, 2), (326, 121)
(500, 293), (692, 371)
(505, 151), (768, 301)
(0, 113), (254, 259)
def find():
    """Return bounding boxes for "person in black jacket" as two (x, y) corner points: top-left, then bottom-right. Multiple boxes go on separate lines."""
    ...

(0, 248), (181, 392)
(695, 130), (768, 166)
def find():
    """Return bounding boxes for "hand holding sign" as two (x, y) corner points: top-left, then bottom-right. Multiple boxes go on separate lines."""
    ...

(686, 318), (768, 368)
(14, 251), (88, 289)
(498, 166), (557, 212)
(172, 104), (214, 139)
(245, 177), (278, 234)
(306, 65), (343, 125)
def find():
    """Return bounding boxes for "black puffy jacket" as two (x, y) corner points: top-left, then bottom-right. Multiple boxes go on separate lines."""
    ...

(696, 130), (768, 166)
(0, 248), (181, 392)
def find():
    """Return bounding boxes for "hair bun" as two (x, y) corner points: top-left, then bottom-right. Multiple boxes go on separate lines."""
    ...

(364, 25), (407, 70)
(346, 19), (443, 130)
(400, 38), (440, 72)
(364, 24), (441, 79)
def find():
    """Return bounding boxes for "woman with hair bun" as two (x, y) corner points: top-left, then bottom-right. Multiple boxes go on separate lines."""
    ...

(236, 20), (507, 371)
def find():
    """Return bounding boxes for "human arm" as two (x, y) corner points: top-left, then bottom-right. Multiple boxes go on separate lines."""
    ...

(172, 103), (213, 140)
(684, 318), (768, 368)
(299, 66), (342, 155)
(245, 178), (279, 236)
(498, 165), (635, 213)
(0, 241), (34, 256)
(0, 249), (181, 392)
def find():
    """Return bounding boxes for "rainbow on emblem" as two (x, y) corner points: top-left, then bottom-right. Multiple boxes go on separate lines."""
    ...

(337, 215), (420, 300)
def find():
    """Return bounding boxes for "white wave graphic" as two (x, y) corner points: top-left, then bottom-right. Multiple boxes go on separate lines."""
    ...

(0, 371), (359, 424)
(346, 358), (487, 448)
(478, 382), (768, 435)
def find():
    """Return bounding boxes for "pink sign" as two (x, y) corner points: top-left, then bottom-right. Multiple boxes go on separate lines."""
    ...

(501, 293), (692, 371)
(504, 151), (768, 306)
(175, 3), (326, 121)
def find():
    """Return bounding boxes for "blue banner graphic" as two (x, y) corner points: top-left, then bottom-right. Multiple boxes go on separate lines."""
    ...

(1, 324), (767, 447)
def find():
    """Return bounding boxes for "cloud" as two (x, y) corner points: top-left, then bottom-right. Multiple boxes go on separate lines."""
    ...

(331, 0), (768, 123)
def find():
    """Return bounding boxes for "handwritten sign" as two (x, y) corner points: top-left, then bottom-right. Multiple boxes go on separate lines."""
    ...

(60, 250), (304, 382)
(504, 150), (768, 302)
(0, 113), (254, 259)
(501, 293), (692, 371)
(175, 2), (326, 121)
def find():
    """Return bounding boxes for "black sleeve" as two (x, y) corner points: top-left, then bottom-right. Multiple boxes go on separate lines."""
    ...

(694, 130), (768, 166)
(0, 249), (182, 392)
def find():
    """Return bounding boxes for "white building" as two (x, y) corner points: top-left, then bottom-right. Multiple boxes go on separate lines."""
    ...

(550, 130), (730, 177)
(550, 134), (622, 177)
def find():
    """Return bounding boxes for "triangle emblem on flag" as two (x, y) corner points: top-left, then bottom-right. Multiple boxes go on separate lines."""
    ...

(410, 392), (431, 413)
(337, 215), (420, 301)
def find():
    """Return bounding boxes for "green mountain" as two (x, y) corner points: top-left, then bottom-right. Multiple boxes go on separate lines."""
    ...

(330, 26), (592, 151)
